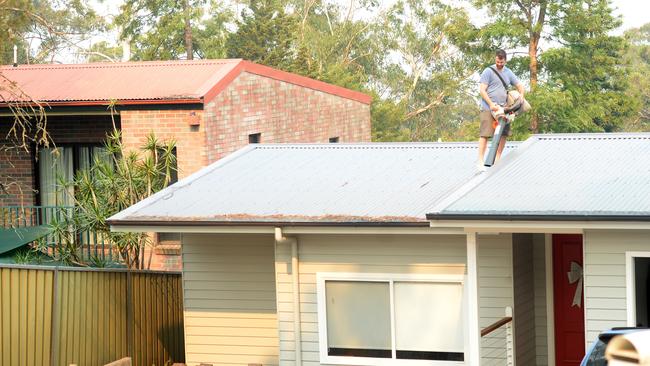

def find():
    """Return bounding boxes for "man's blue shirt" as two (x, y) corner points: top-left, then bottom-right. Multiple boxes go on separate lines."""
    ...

(480, 65), (520, 111)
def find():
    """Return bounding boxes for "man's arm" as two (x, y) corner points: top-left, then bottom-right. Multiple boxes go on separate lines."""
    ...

(516, 82), (525, 99)
(480, 83), (499, 111)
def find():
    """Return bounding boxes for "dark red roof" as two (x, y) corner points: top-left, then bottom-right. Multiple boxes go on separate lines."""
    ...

(0, 59), (371, 106)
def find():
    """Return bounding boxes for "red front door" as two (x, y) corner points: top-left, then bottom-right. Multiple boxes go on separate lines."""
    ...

(553, 234), (585, 366)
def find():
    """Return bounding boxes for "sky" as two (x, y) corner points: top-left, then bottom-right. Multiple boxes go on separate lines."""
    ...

(611, 0), (650, 31)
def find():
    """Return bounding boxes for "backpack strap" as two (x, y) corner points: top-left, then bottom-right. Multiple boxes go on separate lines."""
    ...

(489, 66), (509, 91)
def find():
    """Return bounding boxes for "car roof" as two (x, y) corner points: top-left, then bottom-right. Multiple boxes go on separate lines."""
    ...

(599, 327), (649, 342)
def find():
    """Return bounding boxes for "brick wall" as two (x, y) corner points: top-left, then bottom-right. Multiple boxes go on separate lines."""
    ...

(0, 115), (116, 206)
(204, 71), (371, 162)
(120, 110), (206, 179)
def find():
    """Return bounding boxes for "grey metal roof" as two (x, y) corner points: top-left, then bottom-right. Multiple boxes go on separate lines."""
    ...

(427, 133), (650, 220)
(109, 143), (516, 226)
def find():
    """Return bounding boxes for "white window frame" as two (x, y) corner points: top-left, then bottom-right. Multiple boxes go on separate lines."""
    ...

(316, 272), (466, 366)
(625, 251), (650, 326)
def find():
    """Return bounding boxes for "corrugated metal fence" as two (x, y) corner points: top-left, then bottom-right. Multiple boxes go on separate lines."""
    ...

(0, 265), (184, 366)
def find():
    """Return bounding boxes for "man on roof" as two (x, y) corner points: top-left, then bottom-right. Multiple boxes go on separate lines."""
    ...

(478, 49), (525, 167)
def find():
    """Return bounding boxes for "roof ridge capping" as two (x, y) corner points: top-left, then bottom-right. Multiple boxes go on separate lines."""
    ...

(534, 132), (650, 140)
(253, 141), (521, 149)
(1, 59), (241, 70)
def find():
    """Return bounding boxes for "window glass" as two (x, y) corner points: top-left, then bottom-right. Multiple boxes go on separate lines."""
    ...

(319, 275), (465, 363)
(634, 257), (650, 327)
(325, 281), (391, 357)
(38, 145), (108, 207)
(394, 282), (464, 360)
(38, 147), (74, 206)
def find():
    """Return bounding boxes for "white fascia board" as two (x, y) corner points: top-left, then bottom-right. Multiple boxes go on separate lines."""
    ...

(429, 220), (650, 232)
(110, 224), (465, 235)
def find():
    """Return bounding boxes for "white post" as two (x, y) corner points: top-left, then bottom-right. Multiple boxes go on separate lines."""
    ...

(467, 232), (480, 365)
(506, 306), (514, 366)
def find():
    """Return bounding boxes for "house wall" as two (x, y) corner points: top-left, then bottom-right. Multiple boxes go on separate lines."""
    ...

(583, 229), (650, 346)
(0, 115), (116, 206)
(532, 234), (548, 366)
(120, 109), (207, 180)
(181, 233), (279, 366)
(204, 71), (371, 162)
(274, 233), (514, 366)
(477, 234), (514, 365)
(513, 234), (536, 366)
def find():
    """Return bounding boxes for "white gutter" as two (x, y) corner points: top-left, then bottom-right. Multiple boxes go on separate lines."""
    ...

(110, 225), (464, 235)
(275, 227), (302, 365)
(429, 220), (650, 232)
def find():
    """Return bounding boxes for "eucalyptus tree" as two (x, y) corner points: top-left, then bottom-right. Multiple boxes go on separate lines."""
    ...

(532, 0), (636, 133)
(115, 0), (231, 60)
(372, 0), (481, 141)
(0, 0), (103, 63)
(622, 23), (650, 131)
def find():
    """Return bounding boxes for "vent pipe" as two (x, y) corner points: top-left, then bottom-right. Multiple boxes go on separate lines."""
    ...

(13, 45), (18, 67)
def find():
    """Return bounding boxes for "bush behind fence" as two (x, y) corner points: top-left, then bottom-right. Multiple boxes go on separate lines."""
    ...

(0, 265), (184, 366)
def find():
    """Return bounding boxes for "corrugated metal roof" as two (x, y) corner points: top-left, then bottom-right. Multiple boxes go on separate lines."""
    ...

(427, 133), (650, 219)
(0, 59), (372, 105)
(109, 143), (516, 226)
(0, 59), (240, 104)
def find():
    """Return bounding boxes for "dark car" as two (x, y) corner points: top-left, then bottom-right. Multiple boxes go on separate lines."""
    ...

(581, 328), (647, 366)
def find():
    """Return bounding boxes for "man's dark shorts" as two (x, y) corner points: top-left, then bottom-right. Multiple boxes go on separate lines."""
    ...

(480, 110), (512, 138)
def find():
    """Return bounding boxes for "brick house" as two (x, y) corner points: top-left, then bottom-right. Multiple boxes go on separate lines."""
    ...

(0, 59), (371, 269)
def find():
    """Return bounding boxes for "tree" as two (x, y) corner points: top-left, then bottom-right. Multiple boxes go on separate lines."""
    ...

(287, 0), (381, 91)
(528, 0), (636, 133)
(622, 23), (650, 131)
(0, 0), (104, 64)
(474, 0), (556, 132)
(226, 0), (298, 69)
(115, 0), (212, 60)
(371, 0), (481, 141)
(50, 120), (177, 268)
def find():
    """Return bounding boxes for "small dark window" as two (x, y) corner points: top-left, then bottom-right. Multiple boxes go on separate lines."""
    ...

(329, 137), (339, 143)
(249, 133), (261, 144)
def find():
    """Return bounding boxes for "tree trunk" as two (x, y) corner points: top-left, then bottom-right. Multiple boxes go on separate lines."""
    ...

(528, 0), (547, 133)
(529, 35), (540, 132)
(183, 0), (193, 60)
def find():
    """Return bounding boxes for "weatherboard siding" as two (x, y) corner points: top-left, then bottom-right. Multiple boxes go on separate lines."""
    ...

(513, 234), (536, 366)
(477, 234), (514, 365)
(532, 234), (548, 366)
(274, 233), (514, 366)
(182, 234), (279, 366)
(583, 230), (650, 347)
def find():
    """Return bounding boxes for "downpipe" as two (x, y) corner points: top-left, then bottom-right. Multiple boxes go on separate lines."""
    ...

(275, 228), (302, 365)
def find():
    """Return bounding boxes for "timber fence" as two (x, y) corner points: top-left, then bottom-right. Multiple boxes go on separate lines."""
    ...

(0, 265), (184, 366)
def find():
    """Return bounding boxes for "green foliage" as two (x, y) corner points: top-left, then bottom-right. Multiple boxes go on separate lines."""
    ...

(0, 0), (104, 63)
(371, 0), (481, 141)
(85, 41), (123, 63)
(13, 247), (42, 265)
(226, 0), (297, 69)
(532, 0), (637, 132)
(115, 0), (224, 60)
(52, 124), (177, 269)
(622, 23), (650, 131)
